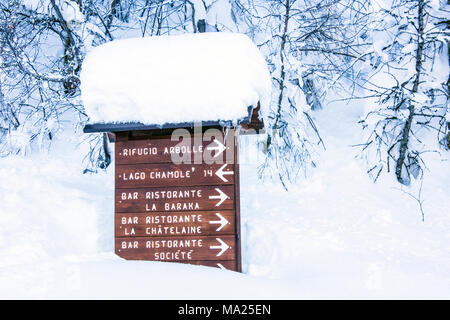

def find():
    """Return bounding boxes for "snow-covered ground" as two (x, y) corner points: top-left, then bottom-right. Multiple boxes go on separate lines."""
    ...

(0, 101), (449, 299)
(241, 100), (450, 299)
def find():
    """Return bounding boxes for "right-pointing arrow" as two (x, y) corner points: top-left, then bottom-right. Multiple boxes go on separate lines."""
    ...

(207, 139), (227, 158)
(216, 263), (227, 270)
(209, 213), (230, 231)
(208, 188), (229, 207)
(209, 238), (230, 257)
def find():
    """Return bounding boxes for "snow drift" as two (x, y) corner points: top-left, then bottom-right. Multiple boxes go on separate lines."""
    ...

(80, 32), (272, 126)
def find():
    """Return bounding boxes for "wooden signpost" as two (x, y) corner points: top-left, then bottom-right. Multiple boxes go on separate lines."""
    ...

(84, 105), (265, 272)
(113, 134), (242, 272)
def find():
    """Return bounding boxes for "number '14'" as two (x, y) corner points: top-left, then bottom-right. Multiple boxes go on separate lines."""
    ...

(204, 169), (212, 177)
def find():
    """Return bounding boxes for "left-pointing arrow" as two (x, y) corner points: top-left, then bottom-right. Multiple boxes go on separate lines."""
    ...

(209, 238), (230, 257)
(215, 164), (234, 182)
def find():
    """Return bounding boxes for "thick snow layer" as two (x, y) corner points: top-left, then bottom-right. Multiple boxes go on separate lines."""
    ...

(80, 33), (272, 126)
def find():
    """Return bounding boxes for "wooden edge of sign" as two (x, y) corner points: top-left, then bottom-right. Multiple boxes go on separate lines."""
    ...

(186, 260), (238, 271)
(88, 104), (265, 142)
(234, 134), (242, 273)
(114, 258), (238, 271)
(84, 120), (235, 134)
(239, 104), (265, 135)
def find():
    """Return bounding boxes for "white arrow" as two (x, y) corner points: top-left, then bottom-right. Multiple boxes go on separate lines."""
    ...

(209, 238), (230, 257)
(217, 263), (227, 270)
(215, 164), (234, 182)
(209, 213), (230, 231)
(207, 139), (227, 158)
(208, 188), (229, 207)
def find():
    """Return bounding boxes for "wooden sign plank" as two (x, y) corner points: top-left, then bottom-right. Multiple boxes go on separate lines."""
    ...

(115, 235), (235, 261)
(115, 185), (235, 212)
(186, 260), (237, 271)
(115, 211), (236, 237)
(115, 163), (235, 188)
(115, 137), (234, 164)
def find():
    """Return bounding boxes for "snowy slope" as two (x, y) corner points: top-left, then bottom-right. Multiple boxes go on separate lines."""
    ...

(240, 99), (450, 299)
(0, 100), (449, 299)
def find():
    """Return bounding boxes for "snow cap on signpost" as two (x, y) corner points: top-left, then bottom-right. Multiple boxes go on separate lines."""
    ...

(81, 32), (271, 132)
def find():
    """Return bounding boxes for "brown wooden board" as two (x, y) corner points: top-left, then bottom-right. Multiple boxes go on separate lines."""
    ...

(115, 211), (236, 237)
(115, 163), (235, 188)
(113, 131), (241, 272)
(115, 235), (235, 261)
(156, 260), (237, 271)
(115, 185), (234, 212)
(115, 136), (234, 164)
